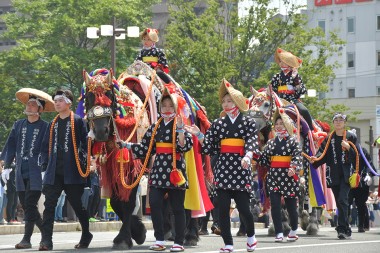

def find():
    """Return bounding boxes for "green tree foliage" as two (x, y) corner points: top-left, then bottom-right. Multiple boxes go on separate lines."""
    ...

(165, 0), (350, 125)
(0, 0), (158, 147)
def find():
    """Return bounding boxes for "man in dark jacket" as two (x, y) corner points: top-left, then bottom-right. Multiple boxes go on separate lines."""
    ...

(310, 113), (358, 239)
(39, 89), (91, 251)
(1, 88), (54, 249)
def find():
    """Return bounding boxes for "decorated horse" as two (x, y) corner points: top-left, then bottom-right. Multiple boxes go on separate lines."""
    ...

(77, 68), (152, 249)
(249, 85), (334, 235)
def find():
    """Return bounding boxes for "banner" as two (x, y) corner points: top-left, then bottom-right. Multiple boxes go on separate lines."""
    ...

(315, 0), (333, 6)
(335, 0), (353, 4)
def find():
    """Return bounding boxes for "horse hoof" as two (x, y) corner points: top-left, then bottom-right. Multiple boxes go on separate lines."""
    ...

(112, 240), (133, 250)
(131, 215), (147, 245)
(184, 239), (197, 246)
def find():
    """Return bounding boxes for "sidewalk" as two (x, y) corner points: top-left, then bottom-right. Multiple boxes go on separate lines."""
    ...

(0, 220), (265, 235)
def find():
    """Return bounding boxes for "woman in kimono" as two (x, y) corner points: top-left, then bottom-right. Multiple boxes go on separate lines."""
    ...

(119, 87), (193, 252)
(185, 79), (261, 253)
(258, 110), (302, 242)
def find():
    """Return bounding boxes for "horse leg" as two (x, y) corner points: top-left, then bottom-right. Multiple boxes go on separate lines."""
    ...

(184, 211), (199, 246)
(306, 207), (319, 235)
(110, 188), (137, 250)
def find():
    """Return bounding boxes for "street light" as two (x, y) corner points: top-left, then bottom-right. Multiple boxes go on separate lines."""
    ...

(86, 17), (140, 74)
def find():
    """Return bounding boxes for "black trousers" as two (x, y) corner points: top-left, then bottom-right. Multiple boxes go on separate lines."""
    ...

(217, 189), (255, 246)
(149, 187), (185, 245)
(41, 174), (89, 245)
(349, 185), (369, 229)
(331, 180), (351, 233)
(18, 179), (42, 222)
(294, 101), (314, 131)
(269, 192), (298, 234)
(87, 185), (100, 218)
(6, 170), (18, 222)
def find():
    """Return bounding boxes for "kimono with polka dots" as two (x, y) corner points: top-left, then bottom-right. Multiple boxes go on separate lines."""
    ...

(136, 46), (169, 70)
(271, 71), (307, 103)
(201, 113), (261, 192)
(259, 136), (302, 198)
(131, 119), (193, 189)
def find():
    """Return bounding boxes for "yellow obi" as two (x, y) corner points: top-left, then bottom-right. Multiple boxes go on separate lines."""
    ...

(142, 56), (158, 63)
(271, 156), (291, 168)
(220, 138), (245, 155)
(278, 85), (295, 94)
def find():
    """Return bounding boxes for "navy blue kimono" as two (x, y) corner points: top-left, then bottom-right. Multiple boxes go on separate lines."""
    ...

(1, 118), (49, 191)
(40, 113), (88, 185)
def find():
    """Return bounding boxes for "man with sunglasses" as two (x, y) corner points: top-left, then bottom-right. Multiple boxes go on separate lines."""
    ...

(310, 113), (358, 239)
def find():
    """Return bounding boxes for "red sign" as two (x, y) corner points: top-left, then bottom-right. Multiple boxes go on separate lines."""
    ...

(315, 0), (333, 6)
(335, 0), (353, 4)
(355, 0), (373, 2)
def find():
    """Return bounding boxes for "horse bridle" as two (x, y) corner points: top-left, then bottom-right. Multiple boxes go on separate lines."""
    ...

(86, 105), (119, 140)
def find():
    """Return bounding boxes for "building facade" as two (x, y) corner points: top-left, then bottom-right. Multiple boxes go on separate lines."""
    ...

(306, 0), (380, 170)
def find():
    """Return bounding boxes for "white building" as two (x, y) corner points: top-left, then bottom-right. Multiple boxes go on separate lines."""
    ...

(305, 0), (380, 168)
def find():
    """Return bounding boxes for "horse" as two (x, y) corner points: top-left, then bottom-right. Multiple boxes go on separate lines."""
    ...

(80, 68), (151, 249)
(249, 86), (334, 235)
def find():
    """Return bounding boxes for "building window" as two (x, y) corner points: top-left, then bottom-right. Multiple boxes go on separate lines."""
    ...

(347, 17), (355, 33)
(318, 20), (326, 33)
(347, 52), (355, 68)
(377, 86), (380, 96)
(348, 88), (355, 98)
(377, 16), (380, 31)
(378, 51), (380, 67)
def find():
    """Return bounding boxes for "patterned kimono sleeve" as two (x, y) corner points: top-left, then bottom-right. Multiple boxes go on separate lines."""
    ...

(201, 119), (220, 156)
(258, 140), (272, 167)
(293, 74), (307, 98)
(135, 49), (143, 62)
(270, 74), (279, 93)
(289, 137), (302, 172)
(244, 116), (261, 159)
(157, 48), (169, 68)
(176, 132), (193, 153)
(131, 124), (155, 159)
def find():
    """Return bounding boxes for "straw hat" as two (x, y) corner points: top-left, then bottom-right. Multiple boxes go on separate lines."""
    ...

(15, 88), (55, 112)
(140, 28), (159, 43)
(159, 87), (179, 114)
(274, 48), (302, 68)
(219, 79), (249, 112)
(272, 108), (296, 136)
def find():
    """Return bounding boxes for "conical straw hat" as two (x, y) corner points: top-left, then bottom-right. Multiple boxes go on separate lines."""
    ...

(15, 88), (55, 112)
(274, 48), (302, 68)
(272, 108), (296, 136)
(219, 79), (249, 113)
(139, 28), (159, 43)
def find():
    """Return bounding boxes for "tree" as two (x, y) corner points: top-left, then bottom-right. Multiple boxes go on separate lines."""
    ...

(165, 0), (349, 123)
(0, 0), (159, 147)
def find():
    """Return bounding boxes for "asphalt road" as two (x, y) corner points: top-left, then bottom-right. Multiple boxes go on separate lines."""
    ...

(0, 226), (379, 253)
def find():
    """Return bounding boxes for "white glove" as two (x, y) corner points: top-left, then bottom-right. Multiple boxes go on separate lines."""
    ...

(1, 168), (12, 183)
(364, 174), (372, 186)
(291, 68), (298, 78)
(241, 156), (251, 169)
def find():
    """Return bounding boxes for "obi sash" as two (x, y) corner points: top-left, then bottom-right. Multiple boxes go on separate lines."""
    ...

(143, 56), (159, 63)
(278, 85), (295, 94)
(156, 142), (180, 160)
(220, 138), (245, 156)
(271, 156), (291, 168)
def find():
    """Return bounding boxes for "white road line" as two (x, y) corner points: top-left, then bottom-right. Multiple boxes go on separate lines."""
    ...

(196, 240), (380, 253)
